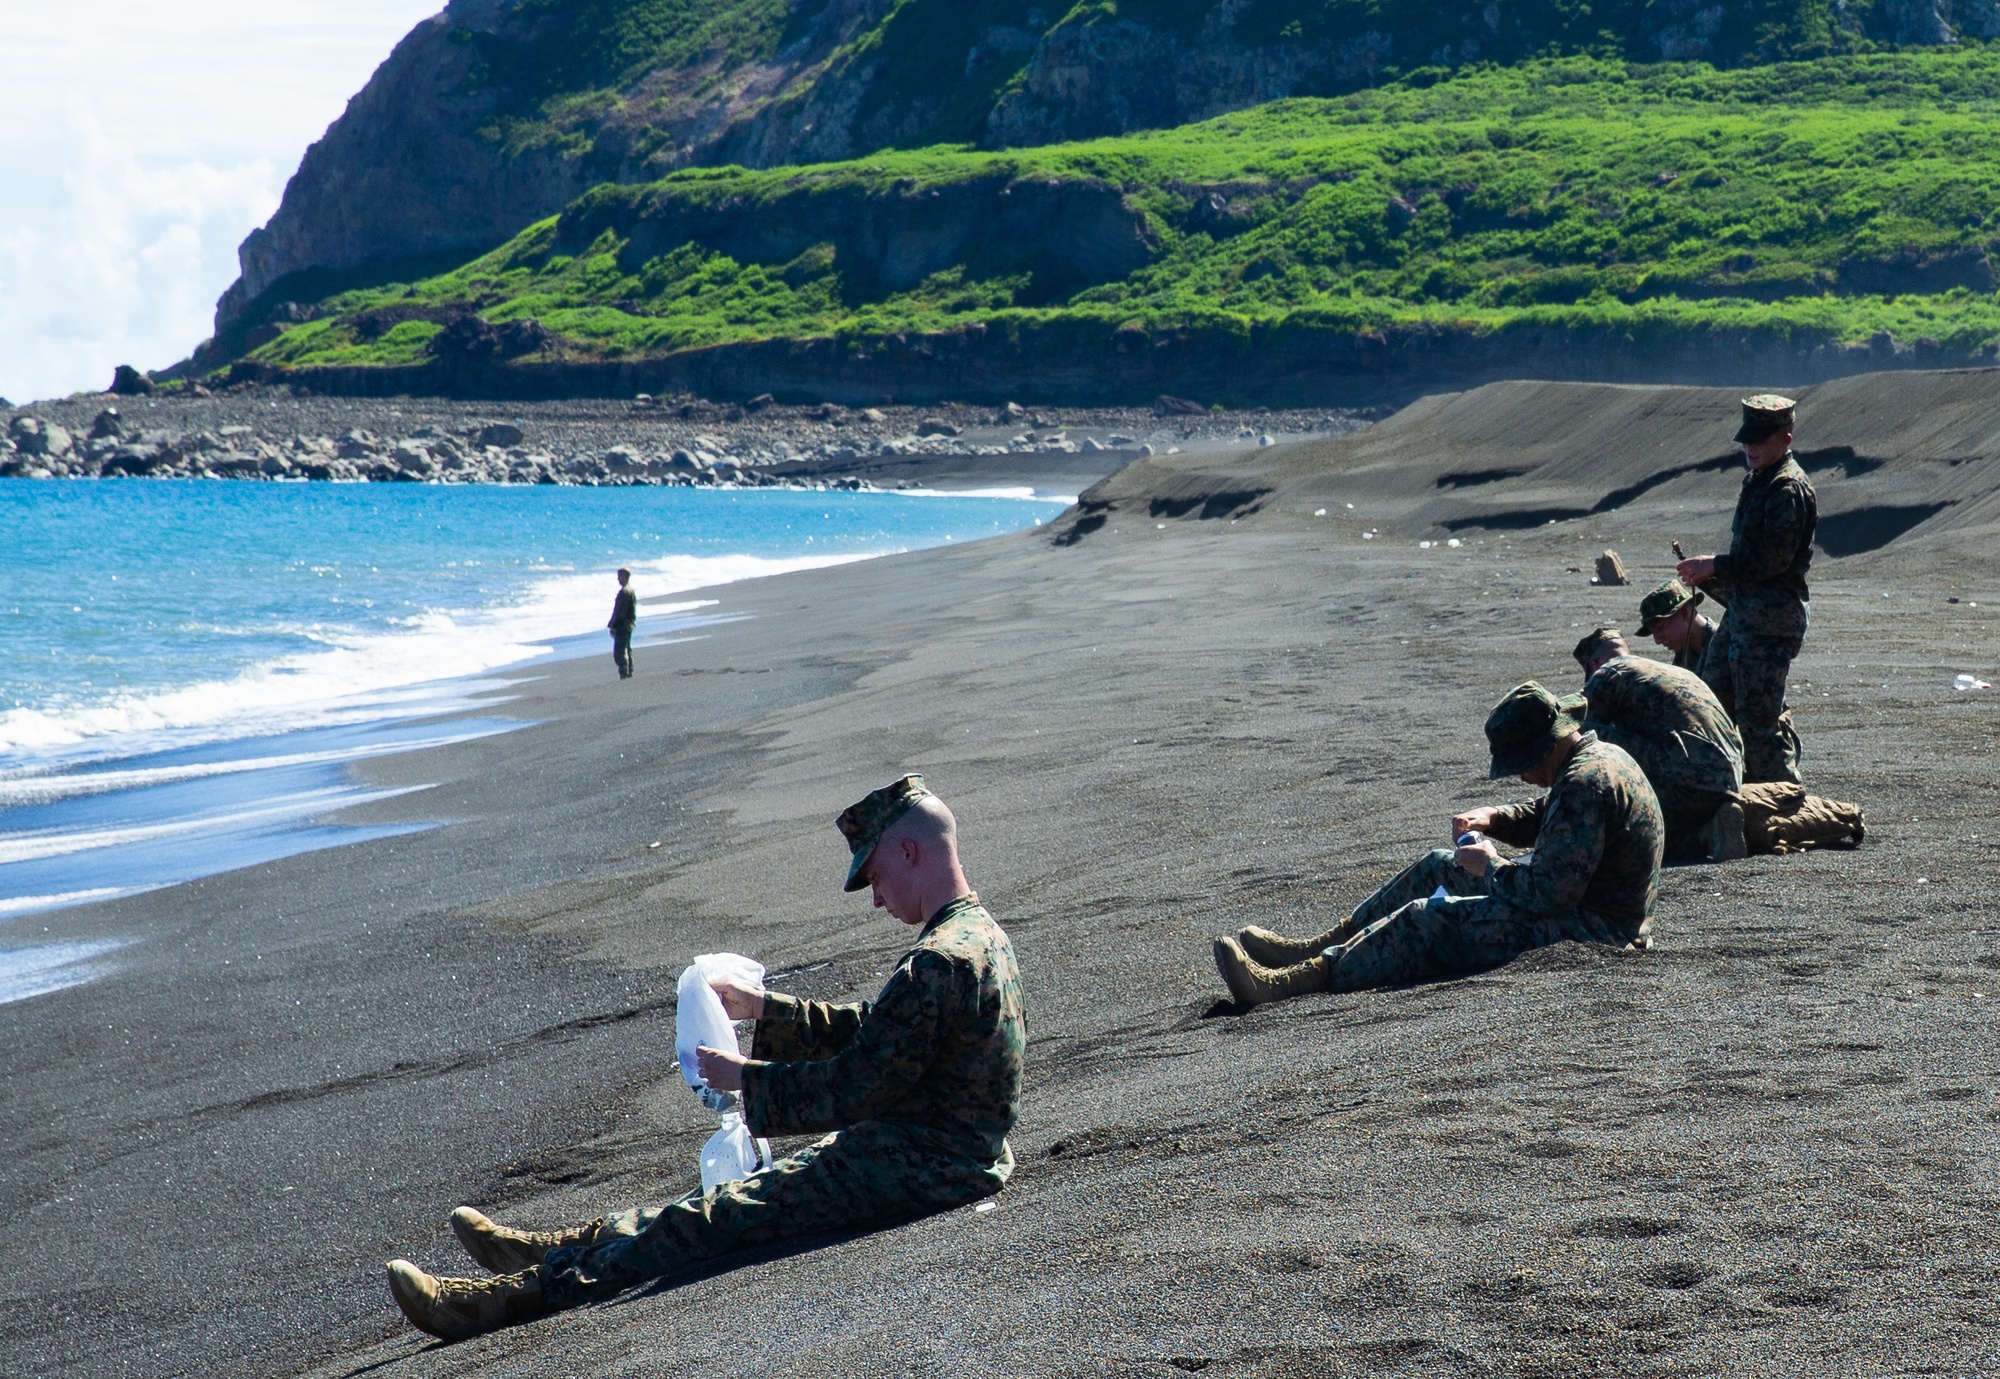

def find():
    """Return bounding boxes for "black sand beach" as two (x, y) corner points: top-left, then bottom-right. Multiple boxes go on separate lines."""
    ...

(3, 372), (1998, 1377)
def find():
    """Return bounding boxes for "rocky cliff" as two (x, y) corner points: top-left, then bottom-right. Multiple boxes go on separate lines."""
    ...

(216, 0), (2000, 341)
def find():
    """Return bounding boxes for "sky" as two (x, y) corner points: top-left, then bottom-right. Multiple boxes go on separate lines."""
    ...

(0, 1), (446, 404)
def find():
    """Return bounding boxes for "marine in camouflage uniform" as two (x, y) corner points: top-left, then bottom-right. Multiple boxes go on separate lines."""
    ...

(1214, 683), (1664, 1005)
(385, 775), (1025, 1340)
(1678, 395), (1817, 784)
(1638, 578), (1726, 698)
(1571, 627), (1743, 860)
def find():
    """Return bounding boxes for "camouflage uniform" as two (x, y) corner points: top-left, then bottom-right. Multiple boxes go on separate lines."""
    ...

(541, 896), (1023, 1307)
(1317, 735), (1663, 990)
(1707, 453), (1815, 784)
(1580, 655), (1743, 859)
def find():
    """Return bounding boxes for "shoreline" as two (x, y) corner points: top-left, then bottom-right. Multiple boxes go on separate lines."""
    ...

(1, 378), (1994, 1376)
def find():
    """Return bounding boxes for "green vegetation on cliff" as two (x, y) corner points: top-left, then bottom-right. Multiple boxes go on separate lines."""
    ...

(247, 53), (2000, 375)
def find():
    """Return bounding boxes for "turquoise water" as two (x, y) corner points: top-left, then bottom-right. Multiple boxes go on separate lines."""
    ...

(0, 480), (1064, 764)
(0, 479), (1066, 995)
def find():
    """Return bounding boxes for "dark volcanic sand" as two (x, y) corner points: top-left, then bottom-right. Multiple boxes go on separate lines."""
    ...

(2, 376), (1997, 1378)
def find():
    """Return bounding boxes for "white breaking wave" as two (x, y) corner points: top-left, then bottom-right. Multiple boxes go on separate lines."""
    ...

(0, 722), (518, 809)
(0, 888), (128, 918)
(0, 549), (877, 759)
(0, 783), (430, 866)
(0, 939), (129, 1006)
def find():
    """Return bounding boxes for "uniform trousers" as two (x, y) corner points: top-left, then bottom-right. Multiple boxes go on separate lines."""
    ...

(541, 1122), (1007, 1307)
(1319, 849), (1640, 992)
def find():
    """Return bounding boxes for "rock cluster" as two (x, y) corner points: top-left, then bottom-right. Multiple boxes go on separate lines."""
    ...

(0, 393), (1361, 487)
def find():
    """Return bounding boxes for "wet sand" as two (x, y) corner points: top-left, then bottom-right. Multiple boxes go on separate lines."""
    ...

(3, 376), (1998, 1377)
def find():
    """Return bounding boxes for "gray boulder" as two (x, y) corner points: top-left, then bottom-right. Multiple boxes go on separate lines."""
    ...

(476, 422), (523, 448)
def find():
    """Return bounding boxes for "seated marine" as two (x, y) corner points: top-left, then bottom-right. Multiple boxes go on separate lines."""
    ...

(1212, 683), (1664, 1008)
(385, 774), (1025, 1341)
(1571, 626), (1745, 862)
(1638, 578), (1722, 688)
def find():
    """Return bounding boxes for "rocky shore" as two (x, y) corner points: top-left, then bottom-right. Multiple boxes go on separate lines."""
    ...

(0, 389), (1375, 489)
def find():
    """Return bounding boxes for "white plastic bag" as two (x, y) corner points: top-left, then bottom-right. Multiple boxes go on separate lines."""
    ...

(676, 952), (766, 1095)
(675, 952), (773, 1189)
(701, 1111), (771, 1193)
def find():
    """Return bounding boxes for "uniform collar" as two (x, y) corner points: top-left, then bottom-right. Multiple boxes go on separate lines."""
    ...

(920, 892), (981, 937)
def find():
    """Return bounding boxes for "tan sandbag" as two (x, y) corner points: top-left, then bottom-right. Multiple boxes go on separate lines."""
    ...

(1740, 781), (1865, 854)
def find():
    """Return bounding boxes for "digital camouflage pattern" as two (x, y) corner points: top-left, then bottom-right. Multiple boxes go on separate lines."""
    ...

(1701, 617), (1804, 784)
(1581, 655), (1743, 856)
(1702, 451), (1814, 784)
(539, 896), (1023, 1308)
(1711, 453), (1816, 640)
(1678, 613), (1721, 679)
(1317, 735), (1664, 990)
(1636, 578), (1703, 635)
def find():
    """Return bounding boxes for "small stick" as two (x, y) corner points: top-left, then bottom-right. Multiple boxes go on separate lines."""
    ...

(1671, 540), (1687, 562)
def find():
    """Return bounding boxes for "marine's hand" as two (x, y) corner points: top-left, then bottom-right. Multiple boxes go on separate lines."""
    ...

(696, 1045), (749, 1092)
(1451, 806), (1499, 837)
(1454, 840), (1498, 877)
(1676, 555), (1717, 586)
(711, 979), (765, 1020)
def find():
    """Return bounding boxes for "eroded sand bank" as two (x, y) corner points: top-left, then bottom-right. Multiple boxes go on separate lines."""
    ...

(2, 372), (1997, 1378)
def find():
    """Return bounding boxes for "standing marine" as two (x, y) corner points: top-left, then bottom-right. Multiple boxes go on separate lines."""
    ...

(1212, 682), (1664, 1007)
(384, 775), (1026, 1341)
(1676, 394), (1816, 784)
(1572, 627), (1744, 861)
(608, 567), (637, 679)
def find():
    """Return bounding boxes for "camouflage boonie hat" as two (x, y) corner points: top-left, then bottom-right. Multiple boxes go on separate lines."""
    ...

(836, 774), (932, 891)
(1733, 393), (1796, 444)
(1485, 682), (1582, 779)
(1637, 577), (1703, 634)
(1571, 626), (1626, 672)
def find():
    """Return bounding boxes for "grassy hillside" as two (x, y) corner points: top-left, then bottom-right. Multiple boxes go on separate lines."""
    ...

(244, 53), (2000, 378)
(456, 0), (1921, 174)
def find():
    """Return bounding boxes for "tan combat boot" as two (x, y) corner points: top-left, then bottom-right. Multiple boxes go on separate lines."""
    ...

(1213, 936), (1333, 1007)
(386, 1259), (551, 1341)
(450, 1206), (605, 1274)
(1236, 924), (1345, 967)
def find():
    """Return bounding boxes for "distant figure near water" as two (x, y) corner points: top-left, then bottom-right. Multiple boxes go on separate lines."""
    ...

(607, 568), (637, 679)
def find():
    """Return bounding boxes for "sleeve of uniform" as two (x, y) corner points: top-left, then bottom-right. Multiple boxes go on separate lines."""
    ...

(739, 953), (950, 1137)
(749, 990), (872, 1064)
(1486, 777), (1603, 916)
(1482, 796), (1547, 849)
(1715, 480), (1808, 585)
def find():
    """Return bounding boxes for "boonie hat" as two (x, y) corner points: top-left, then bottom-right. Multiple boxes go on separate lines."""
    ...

(1733, 393), (1796, 444)
(835, 773), (932, 891)
(1637, 577), (1703, 634)
(1484, 682), (1581, 779)
(1571, 626), (1626, 672)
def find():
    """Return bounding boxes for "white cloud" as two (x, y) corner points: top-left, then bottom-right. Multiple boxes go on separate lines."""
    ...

(0, 1), (445, 404)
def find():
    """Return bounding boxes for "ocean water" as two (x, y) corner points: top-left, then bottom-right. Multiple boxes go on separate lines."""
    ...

(0, 479), (1067, 1001)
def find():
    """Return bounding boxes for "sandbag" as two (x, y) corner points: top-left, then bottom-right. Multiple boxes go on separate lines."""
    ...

(1740, 781), (1865, 854)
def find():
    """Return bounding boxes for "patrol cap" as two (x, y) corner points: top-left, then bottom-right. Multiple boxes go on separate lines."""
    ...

(1733, 393), (1796, 444)
(1485, 681), (1582, 779)
(1637, 577), (1703, 634)
(1571, 626), (1626, 672)
(836, 773), (932, 891)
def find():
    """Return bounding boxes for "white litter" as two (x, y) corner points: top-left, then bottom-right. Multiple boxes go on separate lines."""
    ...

(1419, 540), (1433, 549)
(1314, 508), (1327, 517)
(1447, 538), (1462, 548)
(974, 1200), (998, 1213)
(1955, 673), (1991, 690)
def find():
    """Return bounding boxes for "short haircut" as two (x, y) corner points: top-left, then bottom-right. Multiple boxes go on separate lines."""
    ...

(617, 567), (631, 579)
(1572, 626), (1627, 671)
(880, 793), (958, 857)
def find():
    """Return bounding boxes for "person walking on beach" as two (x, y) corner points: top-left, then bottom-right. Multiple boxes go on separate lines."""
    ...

(1675, 395), (1817, 784)
(1211, 683), (1664, 1008)
(607, 568), (637, 679)
(385, 774), (1026, 1342)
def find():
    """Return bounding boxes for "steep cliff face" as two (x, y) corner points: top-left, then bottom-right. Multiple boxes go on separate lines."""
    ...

(218, 0), (1996, 340)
